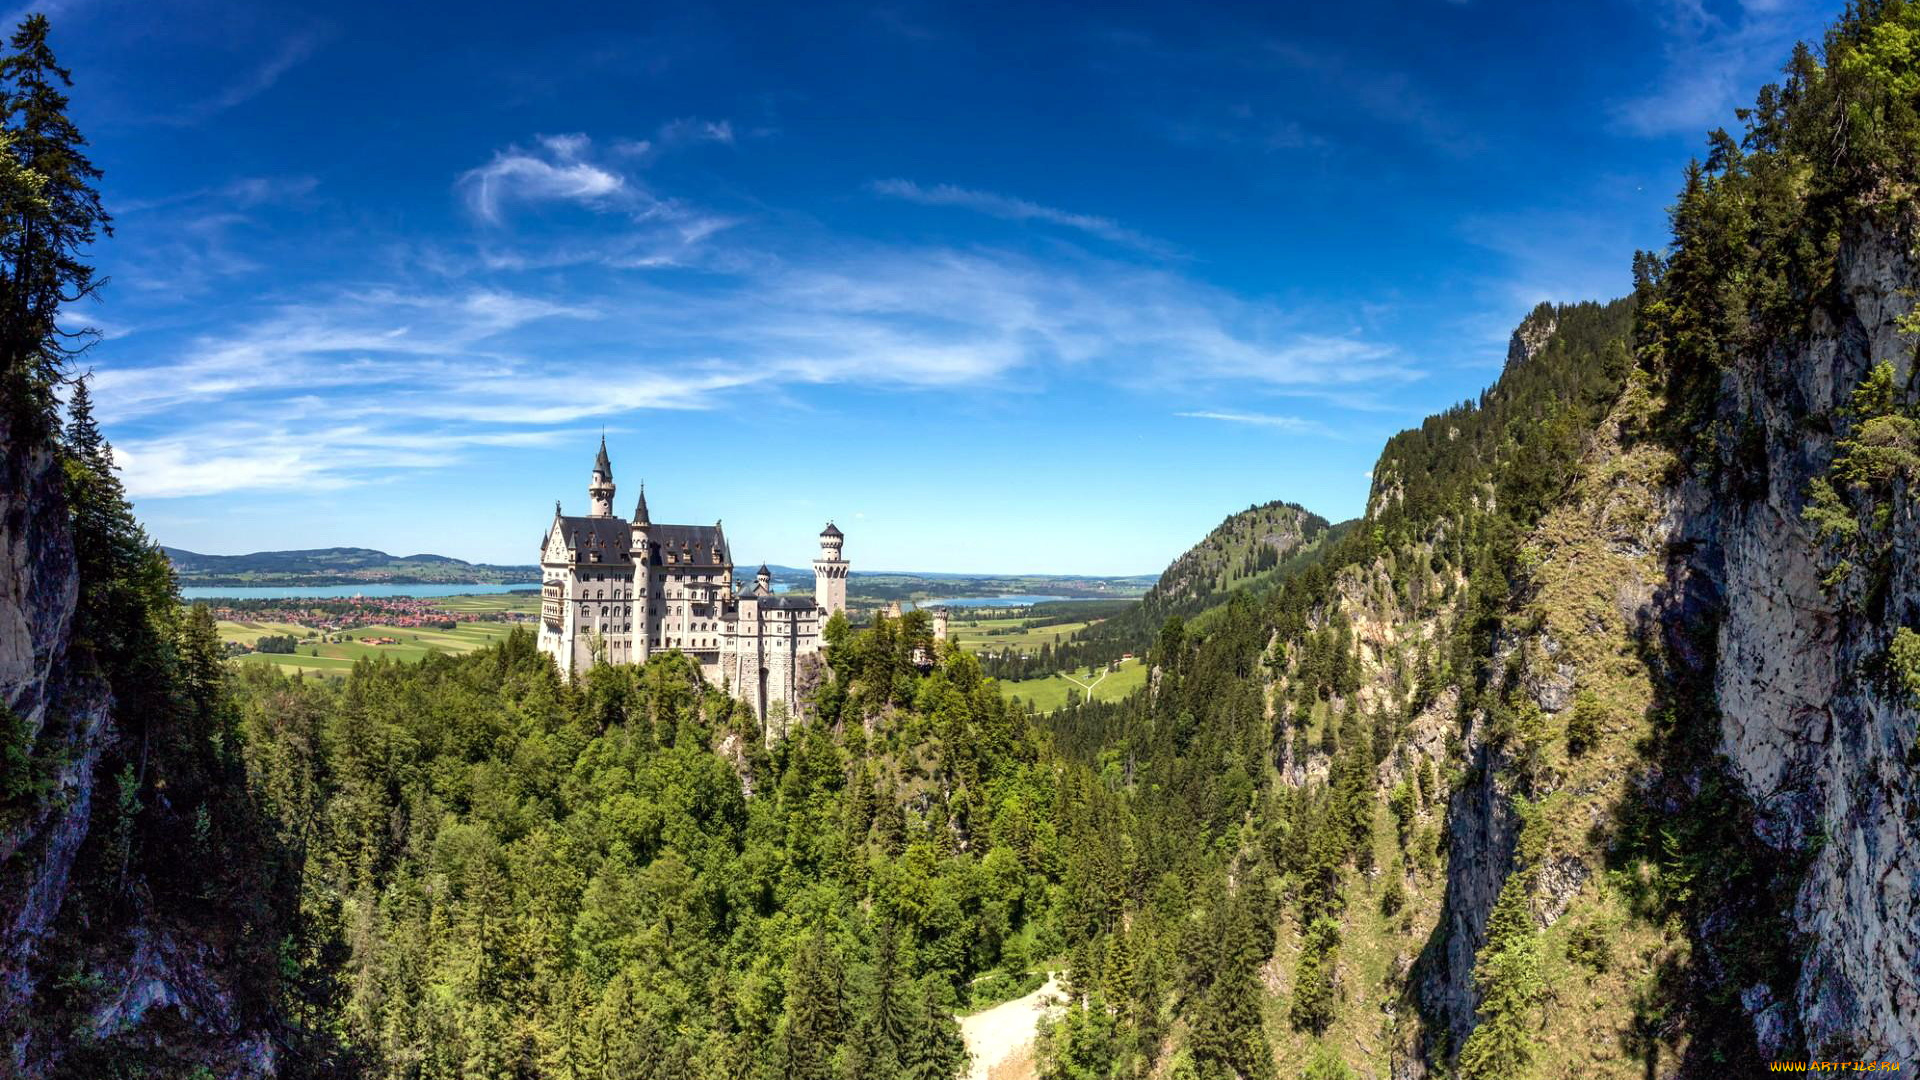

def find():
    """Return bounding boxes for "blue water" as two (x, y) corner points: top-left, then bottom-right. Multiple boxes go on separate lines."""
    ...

(180, 583), (537, 600)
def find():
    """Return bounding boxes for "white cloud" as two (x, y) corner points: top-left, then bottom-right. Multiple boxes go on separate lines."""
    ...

(91, 287), (591, 423)
(459, 139), (629, 222)
(160, 30), (327, 125)
(1609, 0), (1831, 137)
(116, 424), (576, 498)
(99, 126), (1415, 499)
(100, 242), (1405, 497)
(1177, 410), (1327, 434)
(871, 179), (1176, 257)
(656, 117), (735, 146)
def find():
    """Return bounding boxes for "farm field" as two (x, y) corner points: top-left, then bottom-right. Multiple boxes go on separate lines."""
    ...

(996, 656), (1148, 713)
(946, 616), (1094, 657)
(428, 594), (540, 615)
(219, 607), (536, 678)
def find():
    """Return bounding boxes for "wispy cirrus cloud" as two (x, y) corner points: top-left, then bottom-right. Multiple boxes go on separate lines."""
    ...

(871, 178), (1177, 257)
(459, 135), (630, 221)
(656, 117), (735, 146)
(115, 424), (580, 498)
(160, 30), (327, 125)
(97, 121), (1407, 499)
(1609, 0), (1831, 137)
(1177, 410), (1329, 435)
(455, 132), (742, 257)
(99, 240), (1404, 496)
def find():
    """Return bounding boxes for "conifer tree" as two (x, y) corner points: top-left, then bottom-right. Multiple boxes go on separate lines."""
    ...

(0, 13), (109, 437)
(779, 926), (845, 1080)
(1457, 872), (1544, 1080)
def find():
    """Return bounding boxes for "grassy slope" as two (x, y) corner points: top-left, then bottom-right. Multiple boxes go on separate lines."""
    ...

(1258, 375), (1687, 1078)
(996, 657), (1150, 713)
(947, 616), (1096, 655)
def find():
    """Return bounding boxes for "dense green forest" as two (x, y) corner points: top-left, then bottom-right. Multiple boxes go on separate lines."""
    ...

(10, 0), (1920, 1076)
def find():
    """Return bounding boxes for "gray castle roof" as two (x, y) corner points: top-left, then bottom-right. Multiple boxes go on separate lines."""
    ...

(593, 437), (612, 479)
(555, 514), (634, 564)
(820, 522), (843, 538)
(642, 523), (731, 568)
(633, 484), (650, 525)
(752, 595), (817, 611)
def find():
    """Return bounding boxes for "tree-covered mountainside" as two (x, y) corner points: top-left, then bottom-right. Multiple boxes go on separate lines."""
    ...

(1049, 502), (1346, 676)
(7, 3), (1920, 1079)
(162, 546), (539, 587)
(1144, 501), (1332, 609)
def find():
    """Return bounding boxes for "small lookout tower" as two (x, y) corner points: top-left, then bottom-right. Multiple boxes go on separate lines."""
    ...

(813, 522), (848, 616)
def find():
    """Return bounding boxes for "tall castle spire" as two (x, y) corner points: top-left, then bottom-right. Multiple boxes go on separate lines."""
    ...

(588, 436), (615, 517)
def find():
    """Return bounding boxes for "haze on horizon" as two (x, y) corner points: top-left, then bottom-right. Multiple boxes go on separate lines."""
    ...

(61, 0), (1838, 576)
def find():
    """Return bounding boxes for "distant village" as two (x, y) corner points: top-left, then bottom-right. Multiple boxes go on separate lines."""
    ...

(214, 595), (536, 654)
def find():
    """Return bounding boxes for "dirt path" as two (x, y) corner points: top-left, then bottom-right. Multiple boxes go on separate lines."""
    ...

(958, 973), (1064, 1080)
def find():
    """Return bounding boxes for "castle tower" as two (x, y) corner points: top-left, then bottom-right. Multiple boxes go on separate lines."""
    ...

(630, 482), (651, 663)
(813, 522), (848, 616)
(588, 436), (615, 518)
(932, 608), (949, 642)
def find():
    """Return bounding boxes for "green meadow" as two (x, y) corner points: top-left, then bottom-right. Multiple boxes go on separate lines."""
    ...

(995, 656), (1149, 713)
(218, 594), (541, 678)
(946, 616), (1095, 656)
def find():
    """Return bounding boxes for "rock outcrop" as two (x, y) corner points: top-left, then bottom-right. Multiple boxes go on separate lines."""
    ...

(0, 412), (276, 1078)
(0, 410), (112, 1057)
(1673, 223), (1920, 1061)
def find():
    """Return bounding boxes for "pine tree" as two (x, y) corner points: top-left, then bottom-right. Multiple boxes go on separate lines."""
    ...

(779, 926), (845, 1080)
(1457, 873), (1543, 1080)
(860, 923), (912, 1080)
(0, 13), (109, 437)
(900, 978), (966, 1080)
(1100, 926), (1137, 1007)
(1288, 918), (1340, 1036)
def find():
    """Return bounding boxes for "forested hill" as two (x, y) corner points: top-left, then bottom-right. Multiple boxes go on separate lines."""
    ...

(162, 545), (539, 586)
(1063, 500), (1345, 666)
(1149, 501), (1332, 610)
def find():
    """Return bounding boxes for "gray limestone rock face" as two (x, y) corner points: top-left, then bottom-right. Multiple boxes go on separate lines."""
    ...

(1678, 224), (1920, 1061)
(0, 412), (274, 1078)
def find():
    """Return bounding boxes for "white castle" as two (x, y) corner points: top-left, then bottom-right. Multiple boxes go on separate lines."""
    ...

(536, 438), (848, 721)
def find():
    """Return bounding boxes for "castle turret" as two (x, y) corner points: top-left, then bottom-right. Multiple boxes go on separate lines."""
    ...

(629, 483), (652, 662)
(755, 564), (772, 596)
(813, 522), (848, 617)
(588, 436), (615, 517)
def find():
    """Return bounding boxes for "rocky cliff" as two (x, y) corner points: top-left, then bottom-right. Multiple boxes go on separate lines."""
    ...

(0, 409), (112, 1051)
(1672, 221), (1919, 1060)
(1250, 268), (1917, 1074)
(0, 412), (277, 1078)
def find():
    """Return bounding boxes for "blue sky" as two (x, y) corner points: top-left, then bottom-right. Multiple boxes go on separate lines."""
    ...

(47, 0), (1837, 574)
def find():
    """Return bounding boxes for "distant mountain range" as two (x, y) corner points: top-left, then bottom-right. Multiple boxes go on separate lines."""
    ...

(162, 547), (540, 587)
(162, 546), (1157, 598)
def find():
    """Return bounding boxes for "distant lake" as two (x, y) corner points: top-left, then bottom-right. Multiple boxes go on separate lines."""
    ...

(919, 594), (1074, 608)
(180, 583), (537, 600)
